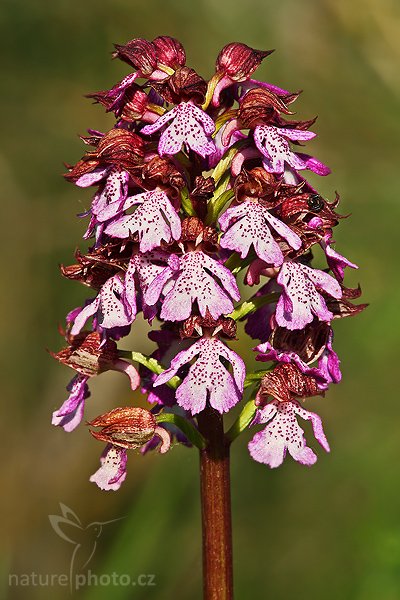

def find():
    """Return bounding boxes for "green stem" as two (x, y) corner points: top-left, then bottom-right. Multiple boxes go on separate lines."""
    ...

(156, 413), (206, 450)
(225, 400), (258, 443)
(180, 187), (197, 216)
(228, 293), (279, 321)
(205, 188), (234, 225)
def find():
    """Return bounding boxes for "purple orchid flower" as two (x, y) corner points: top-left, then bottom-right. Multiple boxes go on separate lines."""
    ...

(90, 444), (128, 491)
(144, 251), (240, 321)
(52, 374), (90, 432)
(218, 200), (302, 266)
(52, 348), (140, 433)
(276, 261), (342, 330)
(154, 337), (245, 414)
(141, 102), (216, 158)
(248, 399), (330, 468)
(127, 249), (171, 321)
(104, 189), (181, 252)
(75, 167), (130, 243)
(70, 273), (135, 336)
(254, 125), (330, 175)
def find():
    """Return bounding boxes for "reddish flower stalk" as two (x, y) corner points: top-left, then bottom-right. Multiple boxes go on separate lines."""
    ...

(51, 37), (366, 599)
(198, 407), (233, 600)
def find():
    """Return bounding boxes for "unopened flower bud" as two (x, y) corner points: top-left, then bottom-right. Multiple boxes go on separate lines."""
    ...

(51, 331), (140, 390)
(113, 38), (157, 75)
(152, 67), (207, 104)
(256, 363), (322, 404)
(97, 129), (145, 171)
(152, 36), (186, 69)
(238, 87), (293, 129)
(216, 43), (274, 81)
(180, 217), (205, 242)
(88, 406), (171, 452)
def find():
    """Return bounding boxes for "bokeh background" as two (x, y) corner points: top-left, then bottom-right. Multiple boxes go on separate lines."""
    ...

(2, 0), (400, 598)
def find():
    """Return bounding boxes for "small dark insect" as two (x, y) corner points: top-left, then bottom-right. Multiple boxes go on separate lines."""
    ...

(307, 194), (325, 212)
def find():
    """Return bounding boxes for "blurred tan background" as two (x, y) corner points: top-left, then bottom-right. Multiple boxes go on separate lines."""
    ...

(2, 0), (400, 598)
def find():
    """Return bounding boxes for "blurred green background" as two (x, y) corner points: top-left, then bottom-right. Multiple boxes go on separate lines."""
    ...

(2, 0), (400, 598)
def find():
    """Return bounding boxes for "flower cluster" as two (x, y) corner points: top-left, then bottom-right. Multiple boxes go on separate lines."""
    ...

(52, 37), (365, 489)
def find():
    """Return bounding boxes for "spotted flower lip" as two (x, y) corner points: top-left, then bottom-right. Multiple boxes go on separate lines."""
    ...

(144, 251), (240, 322)
(141, 102), (216, 158)
(79, 168), (130, 242)
(103, 189), (181, 252)
(154, 337), (246, 414)
(218, 199), (302, 266)
(248, 399), (330, 468)
(276, 261), (342, 330)
(254, 125), (330, 175)
(70, 273), (135, 336)
(90, 444), (128, 491)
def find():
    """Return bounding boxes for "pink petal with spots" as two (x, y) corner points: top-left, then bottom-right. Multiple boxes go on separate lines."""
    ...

(249, 400), (329, 468)
(296, 153), (331, 176)
(300, 264), (342, 299)
(219, 201), (301, 266)
(279, 128), (316, 141)
(90, 170), (130, 225)
(105, 189), (181, 252)
(131, 250), (171, 300)
(276, 262), (340, 330)
(98, 275), (133, 329)
(141, 102), (216, 158)
(90, 444), (127, 491)
(294, 403), (330, 453)
(154, 338), (245, 415)
(145, 251), (240, 322)
(71, 275), (134, 334)
(144, 264), (177, 307)
(140, 110), (175, 135)
(255, 125), (326, 175)
(75, 166), (109, 188)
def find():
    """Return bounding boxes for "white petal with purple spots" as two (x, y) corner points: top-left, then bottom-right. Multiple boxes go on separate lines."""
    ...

(104, 189), (181, 252)
(144, 251), (240, 321)
(141, 102), (216, 158)
(276, 261), (342, 330)
(248, 399), (330, 468)
(219, 200), (301, 266)
(154, 337), (245, 414)
(90, 444), (127, 491)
